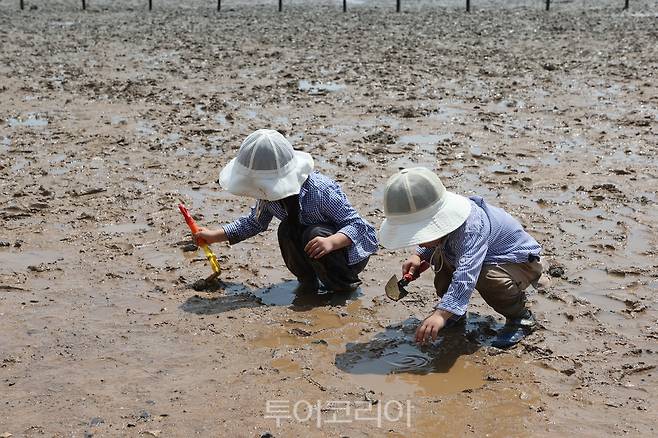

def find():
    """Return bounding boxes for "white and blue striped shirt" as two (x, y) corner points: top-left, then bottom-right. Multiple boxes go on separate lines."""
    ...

(223, 172), (378, 265)
(416, 196), (541, 316)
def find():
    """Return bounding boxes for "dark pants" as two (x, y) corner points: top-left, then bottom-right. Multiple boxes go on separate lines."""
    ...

(278, 221), (368, 292)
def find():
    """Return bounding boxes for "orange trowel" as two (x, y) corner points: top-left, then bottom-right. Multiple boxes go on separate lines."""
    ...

(178, 200), (221, 282)
(385, 261), (431, 301)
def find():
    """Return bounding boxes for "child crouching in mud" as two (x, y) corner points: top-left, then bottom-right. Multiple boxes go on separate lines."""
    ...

(379, 167), (546, 348)
(195, 129), (378, 293)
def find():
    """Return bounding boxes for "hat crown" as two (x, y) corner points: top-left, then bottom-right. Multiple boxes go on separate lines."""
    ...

(383, 168), (446, 216)
(236, 129), (294, 173)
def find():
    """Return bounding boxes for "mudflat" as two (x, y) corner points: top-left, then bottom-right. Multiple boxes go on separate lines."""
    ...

(1, 1), (656, 436)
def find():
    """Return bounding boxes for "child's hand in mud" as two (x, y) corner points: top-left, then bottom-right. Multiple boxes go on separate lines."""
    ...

(415, 309), (454, 344)
(193, 227), (225, 245)
(402, 254), (423, 278)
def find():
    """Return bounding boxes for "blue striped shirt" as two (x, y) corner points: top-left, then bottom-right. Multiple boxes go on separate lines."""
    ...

(222, 172), (378, 265)
(416, 196), (541, 316)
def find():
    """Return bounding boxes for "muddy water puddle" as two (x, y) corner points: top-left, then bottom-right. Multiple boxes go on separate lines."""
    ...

(253, 300), (364, 349)
(393, 133), (452, 167)
(135, 119), (156, 136)
(101, 222), (149, 234)
(271, 357), (302, 374)
(1, 136), (10, 152)
(569, 267), (652, 333)
(428, 103), (467, 122)
(212, 278), (364, 308)
(335, 320), (488, 397)
(0, 249), (64, 273)
(253, 297), (488, 398)
(298, 80), (345, 95)
(341, 343), (484, 397)
(177, 186), (230, 209)
(8, 113), (48, 128)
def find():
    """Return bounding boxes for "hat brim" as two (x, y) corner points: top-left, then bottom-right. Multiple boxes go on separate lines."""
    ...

(378, 192), (472, 250)
(219, 151), (314, 201)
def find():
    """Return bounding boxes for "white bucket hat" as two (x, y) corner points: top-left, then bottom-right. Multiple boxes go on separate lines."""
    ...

(379, 167), (472, 249)
(219, 129), (314, 201)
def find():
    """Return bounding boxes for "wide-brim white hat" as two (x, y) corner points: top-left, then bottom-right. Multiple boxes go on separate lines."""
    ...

(218, 129), (314, 201)
(378, 168), (472, 249)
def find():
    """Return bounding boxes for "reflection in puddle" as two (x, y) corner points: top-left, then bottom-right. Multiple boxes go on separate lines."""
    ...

(218, 278), (363, 309)
(110, 115), (127, 126)
(182, 280), (362, 319)
(313, 155), (340, 172)
(49, 21), (76, 27)
(161, 132), (181, 146)
(177, 186), (227, 213)
(398, 134), (449, 145)
(555, 136), (587, 153)
(11, 158), (29, 172)
(257, 281), (362, 308)
(298, 80), (345, 94)
(251, 280), (301, 306)
(48, 157), (81, 176)
(0, 250), (63, 272)
(624, 227), (653, 257)
(136, 120), (156, 136)
(49, 153), (67, 164)
(493, 99), (525, 112)
(429, 104), (466, 121)
(101, 223), (149, 234)
(8, 114), (48, 128)
(173, 142), (224, 157)
(272, 116), (290, 126)
(469, 144), (484, 157)
(486, 162), (529, 175)
(214, 114), (228, 125)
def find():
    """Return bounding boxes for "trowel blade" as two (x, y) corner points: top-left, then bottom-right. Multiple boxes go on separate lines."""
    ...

(385, 274), (408, 301)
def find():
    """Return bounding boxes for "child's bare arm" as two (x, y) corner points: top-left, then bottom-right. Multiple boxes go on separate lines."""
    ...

(304, 232), (351, 259)
(194, 227), (228, 245)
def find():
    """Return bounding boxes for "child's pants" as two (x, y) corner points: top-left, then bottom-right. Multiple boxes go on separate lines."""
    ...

(433, 260), (543, 320)
(278, 220), (368, 292)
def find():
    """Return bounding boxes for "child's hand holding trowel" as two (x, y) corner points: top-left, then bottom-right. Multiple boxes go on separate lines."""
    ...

(402, 254), (424, 278)
(385, 255), (430, 301)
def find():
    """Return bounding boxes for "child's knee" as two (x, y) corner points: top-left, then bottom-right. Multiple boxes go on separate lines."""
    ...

(277, 220), (291, 239)
(301, 224), (334, 244)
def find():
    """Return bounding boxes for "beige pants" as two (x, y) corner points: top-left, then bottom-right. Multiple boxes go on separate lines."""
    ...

(434, 260), (543, 319)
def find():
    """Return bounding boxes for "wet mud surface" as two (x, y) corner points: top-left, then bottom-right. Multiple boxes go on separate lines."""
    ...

(1, 1), (657, 436)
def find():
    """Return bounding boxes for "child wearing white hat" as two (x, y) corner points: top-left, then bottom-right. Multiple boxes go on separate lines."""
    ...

(379, 167), (545, 348)
(195, 129), (378, 293)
